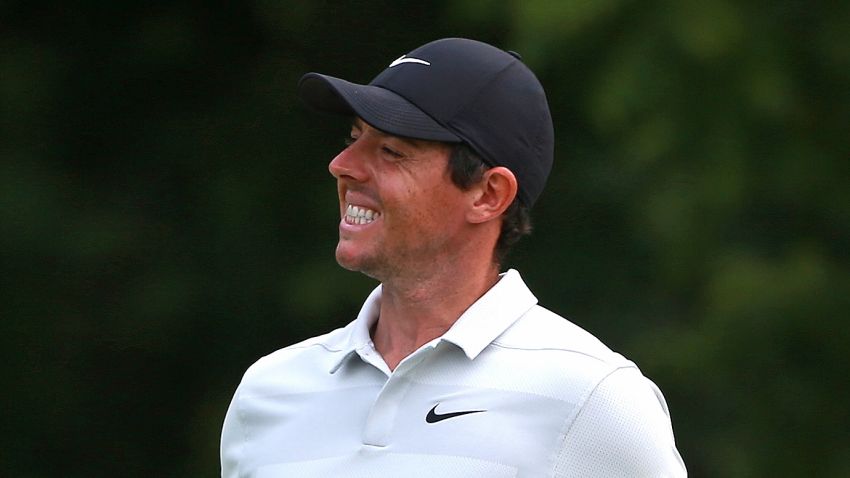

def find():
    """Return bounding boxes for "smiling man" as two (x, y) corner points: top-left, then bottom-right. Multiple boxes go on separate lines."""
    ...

(221, 38), (686, 477)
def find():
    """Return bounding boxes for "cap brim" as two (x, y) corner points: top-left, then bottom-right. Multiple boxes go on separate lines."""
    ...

(297, 73), (461, 143)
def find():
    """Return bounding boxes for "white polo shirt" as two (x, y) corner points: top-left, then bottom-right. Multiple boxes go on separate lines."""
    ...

(221, 269), (686, 477)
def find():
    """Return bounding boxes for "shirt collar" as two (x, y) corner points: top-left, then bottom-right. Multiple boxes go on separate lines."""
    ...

(329, 283), (382, 374)
(328, 269), (538, 373)
(440, 269), (537, 359)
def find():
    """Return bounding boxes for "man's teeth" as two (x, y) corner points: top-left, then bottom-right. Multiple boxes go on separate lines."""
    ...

(345, 204), (380, 225)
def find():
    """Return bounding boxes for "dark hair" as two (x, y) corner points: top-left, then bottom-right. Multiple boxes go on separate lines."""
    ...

(447, 144), (532, 265)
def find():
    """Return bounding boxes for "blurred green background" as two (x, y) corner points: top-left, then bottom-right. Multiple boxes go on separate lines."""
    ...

(2, 1), (848, 476)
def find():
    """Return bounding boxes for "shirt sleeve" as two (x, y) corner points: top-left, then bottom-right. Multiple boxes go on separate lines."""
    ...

(220, 388), (246, 478)
(554, 366), (687, 477)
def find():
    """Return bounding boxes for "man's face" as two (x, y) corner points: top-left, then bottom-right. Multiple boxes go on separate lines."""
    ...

(328, 118), (470, 281)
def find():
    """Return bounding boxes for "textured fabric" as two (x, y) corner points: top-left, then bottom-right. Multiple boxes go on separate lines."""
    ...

(221, 269), (686, 477)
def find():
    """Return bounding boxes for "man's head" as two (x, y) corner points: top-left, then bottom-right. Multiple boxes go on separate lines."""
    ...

(326, 118), (518, 280)
(298, 38), (553, 273)
(299, 38), (554, 208)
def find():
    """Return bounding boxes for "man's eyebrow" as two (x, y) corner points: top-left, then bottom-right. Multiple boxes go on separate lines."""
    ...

(351, 118), (423, 149)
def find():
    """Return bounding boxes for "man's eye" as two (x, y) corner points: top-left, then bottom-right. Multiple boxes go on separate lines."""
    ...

(382, 146), (403, 158)
(343, 137), (356, 147)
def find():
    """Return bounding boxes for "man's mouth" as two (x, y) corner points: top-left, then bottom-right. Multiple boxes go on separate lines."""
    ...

(344, 204), (381, 225)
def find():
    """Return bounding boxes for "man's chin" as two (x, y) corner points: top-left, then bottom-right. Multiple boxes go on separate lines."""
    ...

(335, 246), (385, 280)
(335, 246), (367, 272)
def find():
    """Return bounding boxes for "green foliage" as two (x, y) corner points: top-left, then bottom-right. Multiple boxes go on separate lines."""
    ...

(1, 0), (847, 476)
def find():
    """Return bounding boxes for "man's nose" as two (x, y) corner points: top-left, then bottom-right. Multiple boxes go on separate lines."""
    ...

(328, 141), (368, 182)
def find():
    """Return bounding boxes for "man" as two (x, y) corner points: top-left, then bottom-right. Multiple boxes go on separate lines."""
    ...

(221, 38), (686, 477)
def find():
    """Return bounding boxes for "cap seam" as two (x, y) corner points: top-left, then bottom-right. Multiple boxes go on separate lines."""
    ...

(438, 60), (520, 170)
(448, 59), (519, 140)
(450, 60), (537, 205)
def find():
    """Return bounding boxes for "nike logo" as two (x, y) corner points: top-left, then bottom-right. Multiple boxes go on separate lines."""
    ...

(389, 55), (431, 68)
(425, 403), (485, 423)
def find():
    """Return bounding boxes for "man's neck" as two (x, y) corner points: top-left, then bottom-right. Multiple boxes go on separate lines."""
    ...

(372, 263), (500, 371)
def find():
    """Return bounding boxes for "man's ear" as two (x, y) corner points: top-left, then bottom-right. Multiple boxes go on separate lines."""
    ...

(466, 167), (518, 224)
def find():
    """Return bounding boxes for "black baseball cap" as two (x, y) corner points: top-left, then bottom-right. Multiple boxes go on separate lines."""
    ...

(298, 38), (554, 207)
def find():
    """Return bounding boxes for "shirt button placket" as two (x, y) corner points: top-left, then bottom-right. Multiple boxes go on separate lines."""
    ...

(361, 350), (429, 447)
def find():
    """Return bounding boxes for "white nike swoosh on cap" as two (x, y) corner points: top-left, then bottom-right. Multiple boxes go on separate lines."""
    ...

(389, 55), (431, 68)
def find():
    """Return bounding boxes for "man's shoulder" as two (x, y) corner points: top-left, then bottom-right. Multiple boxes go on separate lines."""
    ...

(237, 322), (354, 392)
(436, 304), (640, 407)
(493, 305), (631, 369)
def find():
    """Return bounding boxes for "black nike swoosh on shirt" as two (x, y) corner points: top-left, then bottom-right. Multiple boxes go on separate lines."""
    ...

(426, 403), (486, 423)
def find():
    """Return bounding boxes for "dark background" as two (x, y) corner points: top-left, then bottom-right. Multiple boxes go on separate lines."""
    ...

(2, 1), (848, 476)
